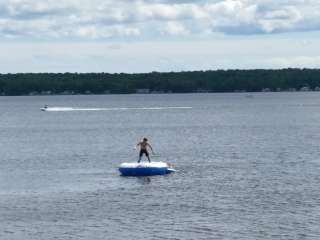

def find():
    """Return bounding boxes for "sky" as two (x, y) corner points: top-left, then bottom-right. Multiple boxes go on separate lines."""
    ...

(0, 0), (320, 73)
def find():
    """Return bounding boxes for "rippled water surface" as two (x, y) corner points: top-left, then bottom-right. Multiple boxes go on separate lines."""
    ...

(1, 93), (320, 240)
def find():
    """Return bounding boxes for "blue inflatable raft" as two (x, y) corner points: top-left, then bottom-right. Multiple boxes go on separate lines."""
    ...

(119, 162), (176, 176)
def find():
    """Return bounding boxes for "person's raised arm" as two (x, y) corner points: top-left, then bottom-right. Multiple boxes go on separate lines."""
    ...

(148, 143), (155, 154)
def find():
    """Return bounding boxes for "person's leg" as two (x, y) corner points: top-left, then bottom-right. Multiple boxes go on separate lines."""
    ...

(146, 151), (151, 163)
(138, 150), (143, 163)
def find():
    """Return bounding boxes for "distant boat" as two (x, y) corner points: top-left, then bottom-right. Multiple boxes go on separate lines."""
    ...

(40, 105), (49, 111)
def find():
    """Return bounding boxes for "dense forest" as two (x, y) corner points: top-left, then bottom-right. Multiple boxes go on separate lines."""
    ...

(0, 68), (320, 96)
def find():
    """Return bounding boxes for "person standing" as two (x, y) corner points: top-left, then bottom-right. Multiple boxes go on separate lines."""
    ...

(136, 138), (154, 163)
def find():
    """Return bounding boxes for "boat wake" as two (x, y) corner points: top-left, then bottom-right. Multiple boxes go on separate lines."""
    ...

(41, 106), (192, 112)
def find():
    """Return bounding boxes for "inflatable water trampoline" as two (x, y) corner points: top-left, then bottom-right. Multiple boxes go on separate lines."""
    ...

(119, 162), (176, 176)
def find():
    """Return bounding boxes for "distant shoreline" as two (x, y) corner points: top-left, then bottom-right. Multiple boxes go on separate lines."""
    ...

(1, 90), (320, 97)
(1, 69), (319, 96)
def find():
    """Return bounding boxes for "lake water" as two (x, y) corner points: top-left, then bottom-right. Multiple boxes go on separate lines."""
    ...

(1, 93), (320, 240)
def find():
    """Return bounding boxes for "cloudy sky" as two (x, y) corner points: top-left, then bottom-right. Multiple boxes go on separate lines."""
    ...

(0, 0), (319, 73)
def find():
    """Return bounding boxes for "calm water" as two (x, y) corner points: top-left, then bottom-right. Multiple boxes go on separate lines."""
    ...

(1, 93), (320, 240)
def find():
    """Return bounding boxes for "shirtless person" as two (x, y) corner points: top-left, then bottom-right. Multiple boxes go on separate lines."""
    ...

(136, 138), (154, 163)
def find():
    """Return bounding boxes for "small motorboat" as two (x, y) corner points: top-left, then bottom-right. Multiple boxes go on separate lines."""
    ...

(40, 105), (49, 111)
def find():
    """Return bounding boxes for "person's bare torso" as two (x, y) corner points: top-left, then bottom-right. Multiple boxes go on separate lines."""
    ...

(139, 141), (148, 150)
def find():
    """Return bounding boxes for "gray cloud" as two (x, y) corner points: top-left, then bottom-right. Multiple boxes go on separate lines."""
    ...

(0, 0), (74, 20)
(0, 0), (319, 40)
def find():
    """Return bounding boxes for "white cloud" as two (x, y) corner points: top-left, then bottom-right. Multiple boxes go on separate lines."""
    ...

(162, 21), (189, 35)
(0, 0), (318, 40)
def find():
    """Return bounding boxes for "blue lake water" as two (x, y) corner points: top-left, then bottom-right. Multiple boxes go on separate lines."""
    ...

(0, 93), (320, 239)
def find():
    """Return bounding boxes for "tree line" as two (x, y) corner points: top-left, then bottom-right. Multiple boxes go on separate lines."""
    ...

(0, 68), (319, 96)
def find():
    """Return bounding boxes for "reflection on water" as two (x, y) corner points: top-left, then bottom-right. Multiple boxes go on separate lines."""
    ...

(139, 177), (151, 184)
